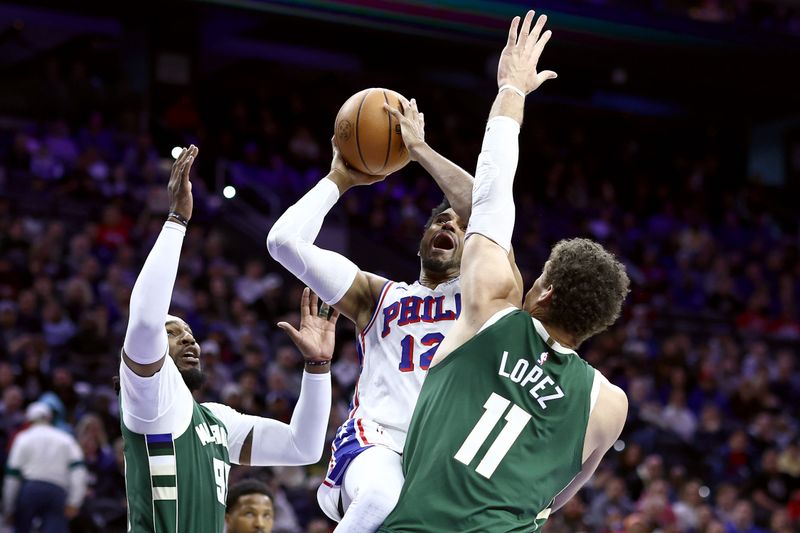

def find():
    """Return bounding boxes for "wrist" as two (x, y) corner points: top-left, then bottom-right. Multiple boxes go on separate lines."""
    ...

(498, 84), (526, 99)
(167, 211), (189, 226)
(326, 171), (353, 196)
(304, 359), (331, 374)
(407, 140), (429, 162)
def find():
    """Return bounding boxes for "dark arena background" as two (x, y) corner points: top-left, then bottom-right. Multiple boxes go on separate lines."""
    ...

(1, 1), (800, 532)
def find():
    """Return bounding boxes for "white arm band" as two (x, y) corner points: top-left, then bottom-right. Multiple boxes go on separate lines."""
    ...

(465, 116), (521, 254)
(123, 221), (185, 364)
(267, 178), (359, 305)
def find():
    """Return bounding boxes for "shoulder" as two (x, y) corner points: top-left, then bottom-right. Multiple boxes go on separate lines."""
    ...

(201, 402), (247, 429)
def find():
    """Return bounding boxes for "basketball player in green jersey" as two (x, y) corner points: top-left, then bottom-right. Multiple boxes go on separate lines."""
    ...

(120, 145), (336, 533)
(380, 11), (630, 533)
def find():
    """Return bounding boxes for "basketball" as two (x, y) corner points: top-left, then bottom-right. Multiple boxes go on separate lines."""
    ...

(334, 88), (411, 175)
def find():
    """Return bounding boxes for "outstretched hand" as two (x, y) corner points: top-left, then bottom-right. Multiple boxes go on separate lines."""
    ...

(498, 10), (557, 94)
(277, 287), (340, 364)
(383, 98), (425, 161)
(168, 145), (198, 221)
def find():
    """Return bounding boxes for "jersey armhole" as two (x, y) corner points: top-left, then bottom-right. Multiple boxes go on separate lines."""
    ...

(359, 280), (394, 337)
(477, 305), (517, 333)
(589, 369), (604, 415)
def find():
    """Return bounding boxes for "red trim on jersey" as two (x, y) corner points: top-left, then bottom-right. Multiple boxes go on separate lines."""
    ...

(356, 418), (370, 445)
(360, 281), (395, 339)
(348, 378), (361, 419)
(322, 479), (334, 488)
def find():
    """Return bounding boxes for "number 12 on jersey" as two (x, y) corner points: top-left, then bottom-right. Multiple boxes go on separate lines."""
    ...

(454, 393), (531, 479)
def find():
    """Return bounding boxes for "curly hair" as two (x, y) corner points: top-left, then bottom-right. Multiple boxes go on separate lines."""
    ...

(541, 238), (630, 344)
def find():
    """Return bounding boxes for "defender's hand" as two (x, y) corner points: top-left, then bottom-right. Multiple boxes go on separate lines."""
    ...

(498, 11), (557, 94)
(383, 98), (425, 161)
(168, 145), (198, 221)
(277, 288), (340, 365)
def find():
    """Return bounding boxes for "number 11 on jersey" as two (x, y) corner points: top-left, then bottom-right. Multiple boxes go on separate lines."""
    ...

(454, 393), (531, 479)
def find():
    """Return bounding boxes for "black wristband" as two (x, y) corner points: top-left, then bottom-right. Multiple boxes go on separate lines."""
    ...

(168, 212), (189, 226)
(304, 360), (330, 366)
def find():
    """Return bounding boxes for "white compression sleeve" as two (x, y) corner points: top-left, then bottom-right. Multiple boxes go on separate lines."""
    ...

(205, 372), (331, 466)
(267, 178), (359, 305)
(465, 116), (521, 254)
(123, 221), (185, 364)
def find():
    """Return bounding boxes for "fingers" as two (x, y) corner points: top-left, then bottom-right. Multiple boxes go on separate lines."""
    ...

(517, 10), (535, 48)
(527, 14), (547, 52)
(182, 145), (197, 183)
(309, 290), (320, 317)
(328, 308), (341, 324)
(531, 29), (553, 64)
(506, 15), (520, 47)
(300, 287), (310, 321)
(383, 103), (403, 121)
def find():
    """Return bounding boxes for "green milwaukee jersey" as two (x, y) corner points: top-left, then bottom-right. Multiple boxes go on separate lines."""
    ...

(380, 309), (596, 533)
(119, 355), (232, 533)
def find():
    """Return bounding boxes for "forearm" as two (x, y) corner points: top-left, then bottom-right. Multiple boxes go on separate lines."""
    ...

(465, 105), (521, 254)
(123, 221), (185, 364)
(413, 143), (473, 220)
(250, 372), (331, 465)
(266, 177), (359, 305)
(67, 467), (88, 508)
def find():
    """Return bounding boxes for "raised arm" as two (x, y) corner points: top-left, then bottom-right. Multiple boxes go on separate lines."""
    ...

(266, 145), (390, 331)
(209, 288), (336, 466)
(436, 11), (556, 358)
(385, 98), (525, 298)
(122, 146), (197, 377)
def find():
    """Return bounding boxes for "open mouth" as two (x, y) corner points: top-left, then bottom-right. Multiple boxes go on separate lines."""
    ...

(181, 347), (200, 366)
(431, 231), (455, 251)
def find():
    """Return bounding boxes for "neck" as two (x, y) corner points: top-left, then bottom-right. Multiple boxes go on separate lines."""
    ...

(530, 311), (578, 349)
(419, 267), (459, 289)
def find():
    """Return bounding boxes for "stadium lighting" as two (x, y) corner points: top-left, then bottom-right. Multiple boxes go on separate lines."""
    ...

(223, 186), (236, 199)
(171, 146), (183, 159)
(613, 440), (625, 452)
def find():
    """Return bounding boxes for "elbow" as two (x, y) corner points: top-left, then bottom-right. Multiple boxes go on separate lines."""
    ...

(295, 442), (323, 465)
(266, 226), (280, 258)
(126, 312), (166, 339)
(266, 224), (293, 263)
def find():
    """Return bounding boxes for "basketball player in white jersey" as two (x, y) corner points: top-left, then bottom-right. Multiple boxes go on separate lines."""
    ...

(267, 109), (523, 530)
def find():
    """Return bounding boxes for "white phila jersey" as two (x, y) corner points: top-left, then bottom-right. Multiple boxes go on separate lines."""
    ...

(347, 277), (461, 452)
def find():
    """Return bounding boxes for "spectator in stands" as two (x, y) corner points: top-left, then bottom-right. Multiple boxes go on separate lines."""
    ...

(2, 402), (87, 532)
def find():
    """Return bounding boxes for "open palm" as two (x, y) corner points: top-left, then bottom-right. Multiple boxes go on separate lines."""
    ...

(497, 10), (557, 94)
(277, 288), (340, 362)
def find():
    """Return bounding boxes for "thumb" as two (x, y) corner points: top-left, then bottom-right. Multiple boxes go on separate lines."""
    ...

(539, 70), (558, 81)
(277, 322), (302, 344)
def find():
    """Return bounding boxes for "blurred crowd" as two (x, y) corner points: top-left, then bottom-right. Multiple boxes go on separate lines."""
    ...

(1, 46), (800, 533)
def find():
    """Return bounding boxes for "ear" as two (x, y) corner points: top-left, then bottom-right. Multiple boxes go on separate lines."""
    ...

(537, 285), (554, 307)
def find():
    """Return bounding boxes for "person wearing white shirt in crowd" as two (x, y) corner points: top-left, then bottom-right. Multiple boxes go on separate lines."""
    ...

(3, 402), (87, 533)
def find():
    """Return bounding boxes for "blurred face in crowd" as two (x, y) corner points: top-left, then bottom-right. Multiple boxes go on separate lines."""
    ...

(225, 493), (274, 533)
(165, 317), (204, 391)
(418, 208), (465, 276)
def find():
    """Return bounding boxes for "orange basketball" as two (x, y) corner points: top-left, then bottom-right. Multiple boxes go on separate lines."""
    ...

(334, 88), (410, 175)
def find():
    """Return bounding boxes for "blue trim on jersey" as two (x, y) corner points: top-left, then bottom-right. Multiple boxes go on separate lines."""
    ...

(146, 433), (173, 444)
(326, 418), (373, 486)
